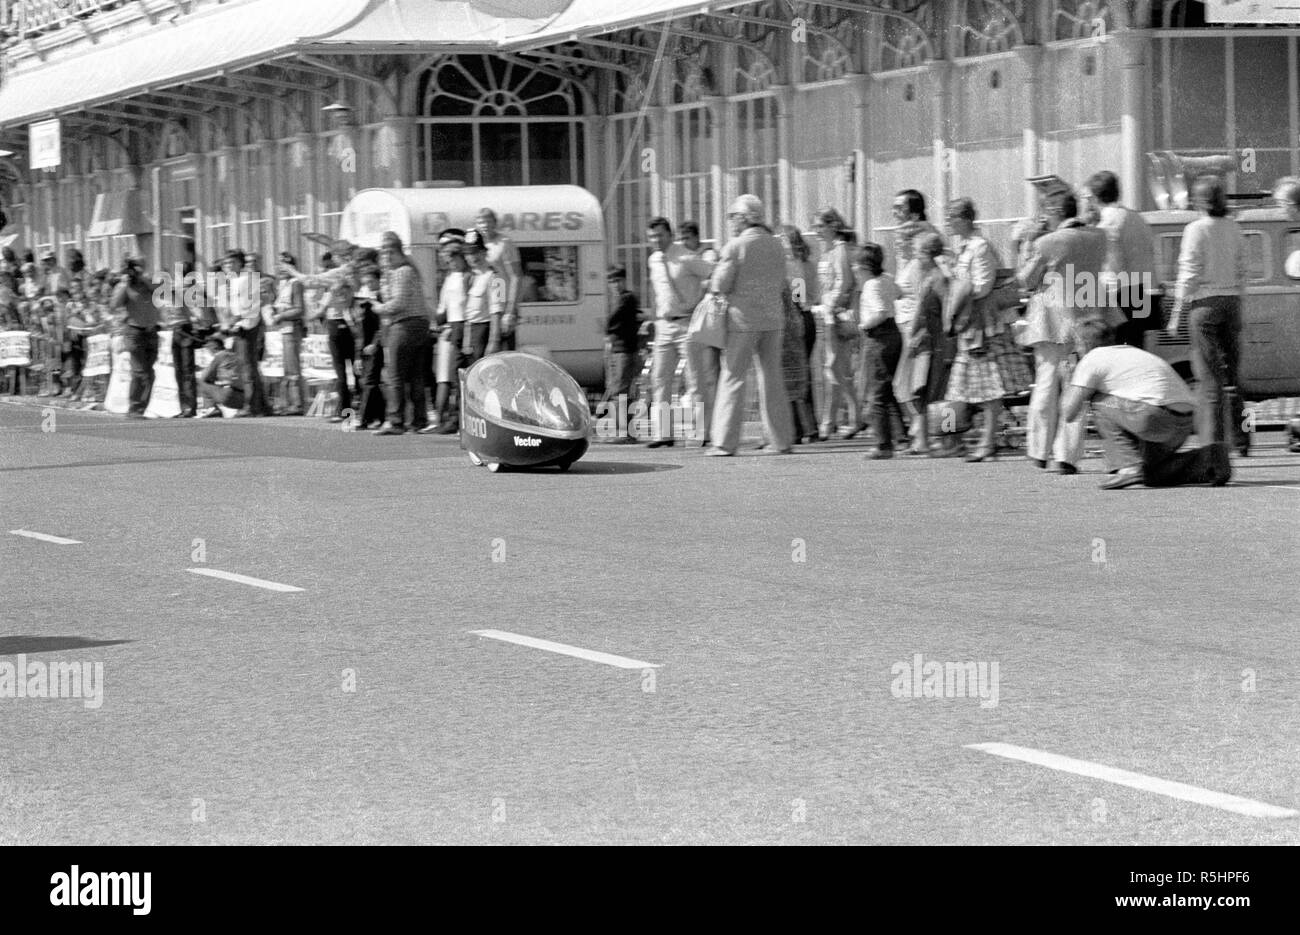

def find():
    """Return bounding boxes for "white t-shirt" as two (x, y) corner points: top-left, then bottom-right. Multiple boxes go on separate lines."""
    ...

(437, 272), (468, 323)
(1071, 345), (1197, 411)
(465, 269), (504, 324)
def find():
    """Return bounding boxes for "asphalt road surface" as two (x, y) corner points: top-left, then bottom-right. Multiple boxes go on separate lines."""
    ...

(1, 401), (1297, 845)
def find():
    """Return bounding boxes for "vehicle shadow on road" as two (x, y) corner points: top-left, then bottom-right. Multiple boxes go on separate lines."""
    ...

(517, 461), (684, 475)
(0, 636), (133, 656)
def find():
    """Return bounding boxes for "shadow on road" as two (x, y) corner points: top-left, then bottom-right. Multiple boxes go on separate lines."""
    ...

(0, 636), (133, 656)
(505, 461), (684, 475)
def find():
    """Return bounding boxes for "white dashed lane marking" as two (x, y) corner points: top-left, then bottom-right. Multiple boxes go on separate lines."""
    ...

(967, 742), (1298, 819)
(9, 529), (82, 545)
(470, 629), (661, 670)
(186, 568), (305, 593)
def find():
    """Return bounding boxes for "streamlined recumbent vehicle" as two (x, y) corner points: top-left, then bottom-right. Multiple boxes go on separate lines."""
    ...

(460, 352), (591, 473)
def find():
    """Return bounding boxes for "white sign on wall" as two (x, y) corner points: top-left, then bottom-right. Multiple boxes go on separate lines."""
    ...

(1207, 0), (1300, 24)
(29, 119), (61, 170)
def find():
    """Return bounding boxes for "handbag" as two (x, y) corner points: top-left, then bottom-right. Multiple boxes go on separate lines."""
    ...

(687, 293), (728, 348)
(834, 317), (860, 341)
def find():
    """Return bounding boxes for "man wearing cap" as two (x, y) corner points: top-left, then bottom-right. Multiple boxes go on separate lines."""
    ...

(432, 229), (471, 433)
(288, 242), (357, 422)
(110, 257), (160, 419)
(462, 230), (506, 365)
(476, 208), (522, 351)
(162, 268), (200, 418)
(271, 252), (309, 416)
(1017, 190), (1110, 475)
(372, 231), (432, 435)
(197, 333), (244, 417)
(644, 216), (715, 447)
(215, 250), (270, 417)
(708, 195), (794, 456)
(603, 265), (642, 441)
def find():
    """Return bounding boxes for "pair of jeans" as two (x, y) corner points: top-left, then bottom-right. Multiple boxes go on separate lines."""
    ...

(124, 327), (158, 415)
(464, 322), (490, 368)
(326, 318), (356, 417)
(860, 320), (905, 451)
(1091, 393), (1229, 485)
(1188, 295), (1244, 449)
(385, 318), (430, 430)
(821, 328), (860, 435)
(172, 326), (197, 414)
(710, 329), (793, 454)
(200, 381), (245, 410)
(233, 326), (268, 414)
(650, 320), (695, 441)
(685, 340), (721, 443)
(359, 345), (386, 426)
(279, 329), (309, 412)
(605, 351), (637, 399)
(1027, 341), (1085, 466)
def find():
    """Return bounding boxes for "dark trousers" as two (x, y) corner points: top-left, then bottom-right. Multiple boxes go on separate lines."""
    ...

(172, 326), (197, 414)
(200, 381), (245, 410)
(444, 322), (467, 373)
(422, 326), (436, 409)
(465, 321), (490, 367)
(801, 307), (817, 422)
(326, 319), (355, 416)
(1092, 394), (1229, 485)
(385, 318), (430, 430)
(860, 319), (905, 450)
(605, 350), (637, 398)
(234, 326), (268, 414)
(125, 327), (159, 415)
(62, 345), (84, 396)
(1188, 295), (1245, 449)
(498, 328), (517, 352)
(360, 346), (386, 426)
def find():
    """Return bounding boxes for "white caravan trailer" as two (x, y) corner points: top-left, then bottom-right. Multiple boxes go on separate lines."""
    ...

(337, 185), (607, 385)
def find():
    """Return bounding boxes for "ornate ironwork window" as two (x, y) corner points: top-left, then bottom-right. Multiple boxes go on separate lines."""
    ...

(418, 56), (586, 187)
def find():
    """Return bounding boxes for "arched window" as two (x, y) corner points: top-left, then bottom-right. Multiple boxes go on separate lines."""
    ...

(418, 56), (586, 187)
(957, 0), (1026, 57)
(1052, 0), (1113, 40)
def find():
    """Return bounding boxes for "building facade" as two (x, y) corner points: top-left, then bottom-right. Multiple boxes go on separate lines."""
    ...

(0, 0), (1294, 297)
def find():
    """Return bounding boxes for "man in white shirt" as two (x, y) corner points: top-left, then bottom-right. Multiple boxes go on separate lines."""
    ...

(476, 209), (522, 351)
(1085, 171), (1157, 346)
(644, 216), (715, 447)
(1062, 321), (1229, 489)
(215, 250), (270, 417)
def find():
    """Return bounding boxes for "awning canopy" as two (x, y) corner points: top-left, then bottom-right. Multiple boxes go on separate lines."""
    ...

(0, 0), (754, 128)
(499, 0), (752, 51)
(311, 0), (571, 52)
(0, 0), (373, 128)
